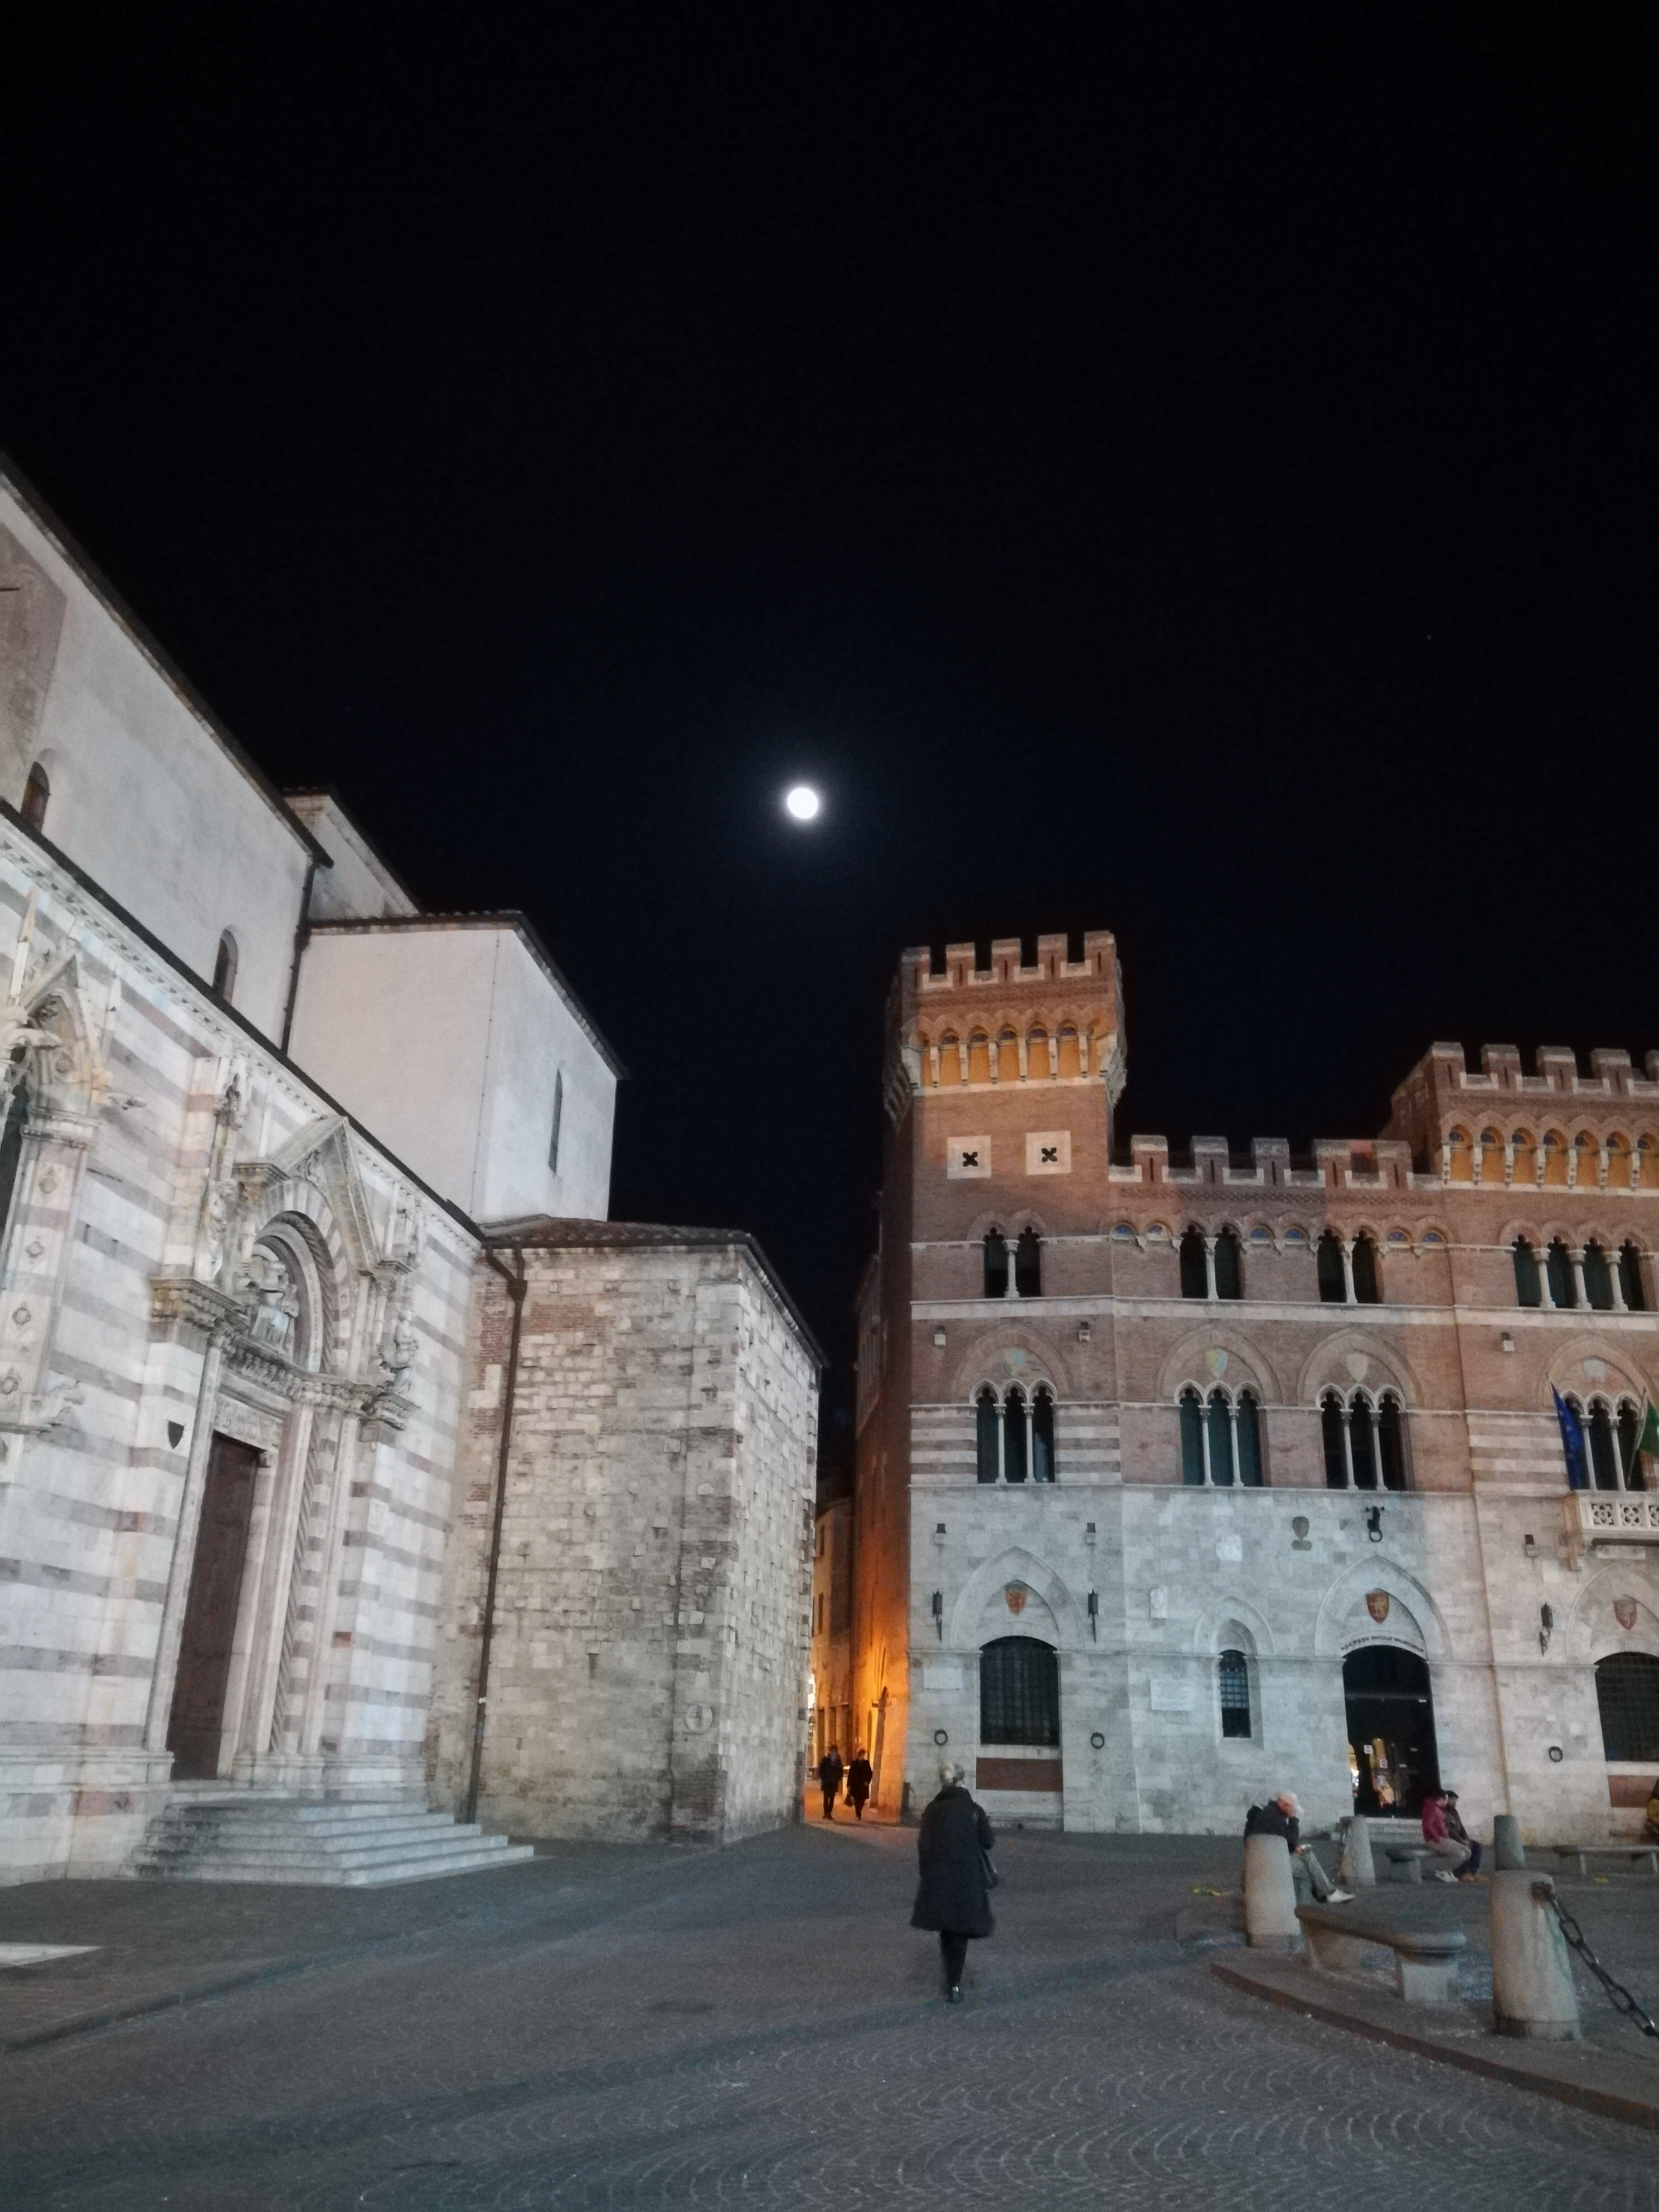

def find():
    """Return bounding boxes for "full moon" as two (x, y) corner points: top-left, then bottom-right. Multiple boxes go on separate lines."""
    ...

(784, 784), (821, 822)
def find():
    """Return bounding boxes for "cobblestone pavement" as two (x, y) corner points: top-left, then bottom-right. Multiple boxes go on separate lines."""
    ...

(4, 1822), (1658, 2209)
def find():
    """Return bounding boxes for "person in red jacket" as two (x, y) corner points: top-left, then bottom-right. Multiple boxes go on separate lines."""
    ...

(1422, 1788), (1473, 1881)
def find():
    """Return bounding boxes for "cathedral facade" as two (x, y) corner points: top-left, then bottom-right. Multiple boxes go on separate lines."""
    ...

(0, 464), (816, 1884)
(852, 934), (1659, 1844)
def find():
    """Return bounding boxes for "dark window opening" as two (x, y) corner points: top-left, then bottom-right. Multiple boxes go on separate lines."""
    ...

(1513, 1238), (1541, 1307)
(1180, 1387), (1204, 1485)
(1032, 1388), (1055, 1483)
(21, 763), (48, 831)
(1179, 1229), (1208, 1298)
(1584, 1241), (1614, 1311)
(1317, 1231), (1346, 1303)
(1321, 1393), (1346, 1487)
(1219, 1648), (1251, 1739)
(1588, 1401), (1621, 1491)
(1351, 1235), (1380, 1304)
(1350, 1397), (1380, 1490)
(1014, 1227), (1041, 1298)
(979, 1635), (1060, 1747)
(1378, 1395), (1408, 1491)
(1004, 1388), (1029, 1483)
(1596, 1652), (1659, 1762)
(983, 1230), (1009, 1298)
(1214, 1229), (1243, 1300)
(1621, 1243), (1648, 1312)
(1546, 1239), (1576, 1308)
(211, 931), (239, 1004)
(976, 1386), (1000, 1484)
(1207, 1389), (1234, 1487)
(1237, 1393), (1264, 1487)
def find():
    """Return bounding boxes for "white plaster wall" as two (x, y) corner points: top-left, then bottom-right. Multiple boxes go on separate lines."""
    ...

(288, 924), (614, 1224)
(288, 793), (419, 922)
(0, 483), (313, 1038)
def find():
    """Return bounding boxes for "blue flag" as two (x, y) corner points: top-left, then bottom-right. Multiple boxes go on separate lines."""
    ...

(1553, 1387), (1589, 1491)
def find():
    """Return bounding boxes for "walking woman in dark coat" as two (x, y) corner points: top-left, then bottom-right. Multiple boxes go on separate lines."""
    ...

(910, 1761), (995, 2001)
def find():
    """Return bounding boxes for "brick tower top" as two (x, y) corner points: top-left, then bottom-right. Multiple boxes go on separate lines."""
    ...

(884, 930), (1126, 1128)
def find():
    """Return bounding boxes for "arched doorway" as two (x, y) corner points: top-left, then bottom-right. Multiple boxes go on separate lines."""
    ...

(1343, 1645), (1439, 1816)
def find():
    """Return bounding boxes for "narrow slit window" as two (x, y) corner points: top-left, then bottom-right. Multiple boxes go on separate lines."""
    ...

(21, 763), (48, 831)
(211, 930), (239, 1003)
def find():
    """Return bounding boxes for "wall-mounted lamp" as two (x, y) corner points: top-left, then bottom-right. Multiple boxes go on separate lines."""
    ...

(1524, 1532), (1539, 1559)
(1084, 1521), (1097, 1546)
(1365, 1506), (1384, 1544)
(1087, 1589), (1098, 1642)
(1539, 1602), (1554, 1655)
(933, 1327), (947, 1348)
(1500, 1332), (1515, 1355)
(934, 1521), (947, 1546)
(1077, 1321), (1092, 1345)
(930, 1590), (944, 1642)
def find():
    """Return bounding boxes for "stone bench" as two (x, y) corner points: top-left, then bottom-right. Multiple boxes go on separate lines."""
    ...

(1553, 1844), (1659, 1878)
(1379, 1842), (1435, 1884)
(1295, 1903), (1466, 2004)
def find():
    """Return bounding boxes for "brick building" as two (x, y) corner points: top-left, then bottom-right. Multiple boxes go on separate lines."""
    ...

(809, 1495), (853, 1769)
(853, 932), (1659, 1844)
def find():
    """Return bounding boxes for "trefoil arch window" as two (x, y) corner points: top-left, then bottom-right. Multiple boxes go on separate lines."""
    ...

(975, 1382), (1058, 1485)
(1568, 1393), (1647, 1492)
(1218, 1648), (1251, 1739)
(1178, 1385), (1264, 1487)
(1181, 1226), (1243, 1300)
(1322, 1388), (1409, 1490)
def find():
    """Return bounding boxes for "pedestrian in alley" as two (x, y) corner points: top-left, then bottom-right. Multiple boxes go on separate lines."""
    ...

(846, 1747), (873, 1820)
(910, 1760), (995, 2002)
(1244, 1791), (1354, 1904)
(1422, 1787), (1474, 1881)
(817, 1744), (843, 1820)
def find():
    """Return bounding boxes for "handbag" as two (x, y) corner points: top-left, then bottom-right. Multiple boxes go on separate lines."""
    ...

(981, 1847), (1000, 1890)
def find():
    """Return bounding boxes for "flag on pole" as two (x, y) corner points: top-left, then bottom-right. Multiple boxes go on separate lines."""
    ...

(1637, 1399), (1659, 1462)
(1553, 1387), (1589, 1490)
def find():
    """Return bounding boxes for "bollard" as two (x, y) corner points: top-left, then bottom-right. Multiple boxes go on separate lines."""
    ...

(1337, 1815), (1376, 1889)
(1490, 1866), (1581, 2040)
(1243, 1832), (1302, 1951)
(1493, 1812), (1525, 1871)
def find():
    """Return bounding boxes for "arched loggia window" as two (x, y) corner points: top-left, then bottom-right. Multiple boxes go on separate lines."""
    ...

(1180, 1229), (1208, 1299)
(1584, 1241), (1615, 1311)
(1351, 1234), (1380, 1304)
(1032, 1387), (1055, 1483)
(1546, 1239), (1576, 1308)
(983, 1230), (1009, 1298)
(1316, 1232), (1346, 1303)
(1013, 1227), (1041, 1297)
(1513, 1238), (1542, 1307)
(976, 1383), (1058, 1484)
(1179, 1385), (1264, 1486)
(1214, 1229), (1243, 1299)
(976, 1386), (1000, 1483)
(1323, 1389), (1409, 1491)
(1621, 1244), (1649, 1312)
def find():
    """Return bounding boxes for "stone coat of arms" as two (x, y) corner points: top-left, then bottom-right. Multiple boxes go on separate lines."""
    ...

(1005, 1584), (1028, 1616)
(1616, 1597), (1638, 1632)
(1365, 1590), (1390, 1624)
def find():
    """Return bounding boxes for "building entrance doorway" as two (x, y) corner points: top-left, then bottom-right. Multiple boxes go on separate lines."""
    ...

(1343, 1645), (1439, 1816)
(167, 1434), (260, 1780)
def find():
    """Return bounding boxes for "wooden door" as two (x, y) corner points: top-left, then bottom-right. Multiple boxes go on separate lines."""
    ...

(167, 1434), (260, 1780)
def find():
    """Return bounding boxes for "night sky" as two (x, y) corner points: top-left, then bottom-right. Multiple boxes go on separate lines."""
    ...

(5, 16), (1656, 1449)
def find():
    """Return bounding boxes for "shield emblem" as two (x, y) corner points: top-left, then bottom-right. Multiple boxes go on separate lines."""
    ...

(1365, 1590), (1390, 1625)
(1005, 1584), (1027, 1615)
(1616, 1598), (1638, 1632)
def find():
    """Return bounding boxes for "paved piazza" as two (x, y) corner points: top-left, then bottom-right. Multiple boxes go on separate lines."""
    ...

(3, 1821), (1657, 2208)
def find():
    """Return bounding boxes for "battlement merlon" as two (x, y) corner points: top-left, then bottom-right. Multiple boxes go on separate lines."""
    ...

(1382, 1041), (1659, 1153)
(884, 931), (1127, 1128)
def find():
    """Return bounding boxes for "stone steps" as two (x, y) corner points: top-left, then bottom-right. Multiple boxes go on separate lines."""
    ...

(132, 1797), (536, 1886)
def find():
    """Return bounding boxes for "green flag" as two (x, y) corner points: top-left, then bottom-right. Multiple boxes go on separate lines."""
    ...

(1638, 1400), (1659, 1460)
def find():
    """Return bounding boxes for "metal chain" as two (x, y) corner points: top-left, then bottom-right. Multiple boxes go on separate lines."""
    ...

(1541, 1886), (1659, 2039)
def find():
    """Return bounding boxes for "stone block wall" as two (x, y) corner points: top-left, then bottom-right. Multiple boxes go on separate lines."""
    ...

(427, 1229), (819, 1845)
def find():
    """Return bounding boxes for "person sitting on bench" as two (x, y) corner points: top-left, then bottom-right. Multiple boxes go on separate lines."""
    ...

(1245, 1790), (1354, 1904)
(1421, 1787), (1473, 1882)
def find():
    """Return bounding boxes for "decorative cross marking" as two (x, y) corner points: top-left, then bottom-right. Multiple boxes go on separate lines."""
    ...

(1040, 1145), (1058, 1163)
(960, 1150), (979, 1168)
